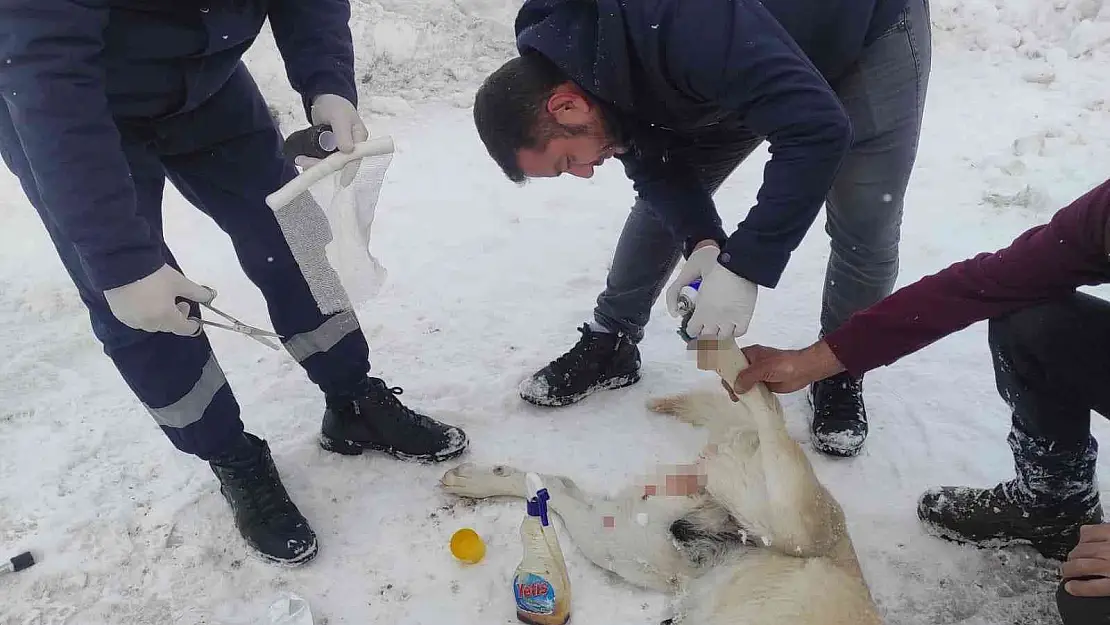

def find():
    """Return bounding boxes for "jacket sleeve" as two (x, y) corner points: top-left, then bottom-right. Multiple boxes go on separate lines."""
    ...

(0, 0), (165, 292)
(268, 0), (358, 120)
(825, 178), (1110, 377)
(661, 0), (852, 288)
(617, 147), (731, 257)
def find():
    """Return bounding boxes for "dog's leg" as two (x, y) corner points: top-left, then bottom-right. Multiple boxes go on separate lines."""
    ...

(694, 339), (847, 558)
(647, 392), (717, 427)
(722, 404), (845, 558)
(440, 462), (698, 592)
(648, 388), (756, 445)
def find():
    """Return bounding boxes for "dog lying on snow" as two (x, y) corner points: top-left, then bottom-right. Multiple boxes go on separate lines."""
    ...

(438, 339), (882, 624)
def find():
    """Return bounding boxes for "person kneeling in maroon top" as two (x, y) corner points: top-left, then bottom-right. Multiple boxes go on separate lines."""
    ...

(730, 177), (1110, 624)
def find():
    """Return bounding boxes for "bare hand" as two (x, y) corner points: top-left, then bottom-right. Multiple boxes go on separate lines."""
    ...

(731, 341), (845, 395)
(1063, 524), (1110, 597)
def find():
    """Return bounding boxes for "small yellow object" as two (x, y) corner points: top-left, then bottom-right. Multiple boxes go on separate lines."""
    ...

(450, 528), (486, 564)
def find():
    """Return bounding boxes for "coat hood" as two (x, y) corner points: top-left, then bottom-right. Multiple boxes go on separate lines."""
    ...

(514, 0), (637, 113)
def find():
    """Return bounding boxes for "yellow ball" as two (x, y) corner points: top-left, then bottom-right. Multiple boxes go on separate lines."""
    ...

(450, 528), (486, 564)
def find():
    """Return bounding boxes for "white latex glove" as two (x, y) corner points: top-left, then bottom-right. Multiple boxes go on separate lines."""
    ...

(665, 244), (724, 317)
(684, 264), (759, 339)
(295, 93), (369, 187)
(103, 264), (216, 336)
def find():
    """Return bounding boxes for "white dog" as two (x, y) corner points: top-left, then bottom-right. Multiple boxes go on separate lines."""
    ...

(438, 340), (882, 624)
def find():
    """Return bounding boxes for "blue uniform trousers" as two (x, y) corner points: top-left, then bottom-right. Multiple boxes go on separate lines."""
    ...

(0, 64), (371, 460)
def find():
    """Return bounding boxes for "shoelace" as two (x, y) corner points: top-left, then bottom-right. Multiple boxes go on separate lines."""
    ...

(366, 379), (409, 409)
(230, 461), (292, 524)
(362, 378), (443, 431)
(550, 324), (611, 373)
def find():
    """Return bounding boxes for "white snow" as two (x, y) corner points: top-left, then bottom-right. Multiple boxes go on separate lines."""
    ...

(2, 0), (1109, 623)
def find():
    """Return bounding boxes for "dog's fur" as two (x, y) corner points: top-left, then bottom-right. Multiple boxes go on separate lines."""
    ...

(439, 365), (882, 623)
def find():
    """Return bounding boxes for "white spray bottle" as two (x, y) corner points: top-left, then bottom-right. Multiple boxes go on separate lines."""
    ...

(513, 473), (572, 625)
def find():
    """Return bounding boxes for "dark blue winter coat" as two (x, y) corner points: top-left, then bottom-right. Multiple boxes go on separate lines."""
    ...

(0, 0), (356, 291)
(516, 0), (908, 288)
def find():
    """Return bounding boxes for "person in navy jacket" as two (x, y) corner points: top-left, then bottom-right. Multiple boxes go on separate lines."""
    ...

(472, 0), (932, 458)
(0, 0), (468, 566)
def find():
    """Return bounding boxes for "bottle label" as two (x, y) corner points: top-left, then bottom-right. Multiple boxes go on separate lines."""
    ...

(514, 572), (556, 615)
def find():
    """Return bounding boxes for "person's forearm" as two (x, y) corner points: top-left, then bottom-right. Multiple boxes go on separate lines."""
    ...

(802, 340), (846, 381)
(268, 0), (358, 118)
(826, 178), (1110, 377)
(717, 111), (850, 289)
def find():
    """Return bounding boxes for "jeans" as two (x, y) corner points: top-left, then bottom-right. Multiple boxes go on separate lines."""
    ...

(592, 0), (932, 342)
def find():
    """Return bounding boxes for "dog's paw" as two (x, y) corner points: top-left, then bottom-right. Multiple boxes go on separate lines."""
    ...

(646, 393), (687, 416)
(439, 462), (525, 499)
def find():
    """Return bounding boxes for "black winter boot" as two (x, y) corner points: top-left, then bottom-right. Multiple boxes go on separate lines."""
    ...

(209, 432), (318, 566)
(917, 480), (1104, 561)
(320, 377), (469, 462)
(520, 323), (641, 407)
(808, 371), (868, 457)
(920, 426), (1104, 561)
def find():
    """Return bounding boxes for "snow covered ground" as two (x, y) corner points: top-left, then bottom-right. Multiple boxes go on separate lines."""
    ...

(2, 0), (1110, 623)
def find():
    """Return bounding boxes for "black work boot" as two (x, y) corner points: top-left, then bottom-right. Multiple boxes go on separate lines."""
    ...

(917, 480), (1103, 561)
(209, 432), (318, 566)
(920, 427), (1104, 561)
(808, 371), (868, 457)
(520, 323), (641, 407)
(320, 377), (469, 462)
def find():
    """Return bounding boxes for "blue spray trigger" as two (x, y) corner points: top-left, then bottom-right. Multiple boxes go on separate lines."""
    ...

(527, 488), (552, 526)
(524, 473), (552, 526)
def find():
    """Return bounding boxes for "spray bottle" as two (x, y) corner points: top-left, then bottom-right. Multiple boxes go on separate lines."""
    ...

(675, 278), (701, 341)
(282, 124), (339, 161)
(513, 473), (572, 625)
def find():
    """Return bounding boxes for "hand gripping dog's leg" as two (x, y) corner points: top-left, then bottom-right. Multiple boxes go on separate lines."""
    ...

(440, 463), (699, 591)
(688, 338), (849, 559)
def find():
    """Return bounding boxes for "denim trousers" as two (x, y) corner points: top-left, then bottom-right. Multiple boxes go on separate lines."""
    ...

(592, 0), (933, 343)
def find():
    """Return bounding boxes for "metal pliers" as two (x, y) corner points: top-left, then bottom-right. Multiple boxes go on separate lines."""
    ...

(192, 302), (283, 351)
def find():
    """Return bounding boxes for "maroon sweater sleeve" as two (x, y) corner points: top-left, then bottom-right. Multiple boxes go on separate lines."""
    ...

(825, 178), (1110, 377)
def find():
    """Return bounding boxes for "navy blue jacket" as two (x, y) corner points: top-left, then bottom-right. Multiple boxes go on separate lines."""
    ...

(516, 0), (908, 288)
(0, 0), (356, 291)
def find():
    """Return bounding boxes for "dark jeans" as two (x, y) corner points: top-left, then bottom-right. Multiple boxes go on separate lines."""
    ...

(989, 293), (1110, 624)
(592, 0), (932, 342)
(988, 292), (1108, 511)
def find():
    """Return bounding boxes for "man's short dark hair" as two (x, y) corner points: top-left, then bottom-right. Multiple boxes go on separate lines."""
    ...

(473, 51), (587, 183)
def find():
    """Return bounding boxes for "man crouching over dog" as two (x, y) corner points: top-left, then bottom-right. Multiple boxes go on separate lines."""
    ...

(730, 175), (1110, 625)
